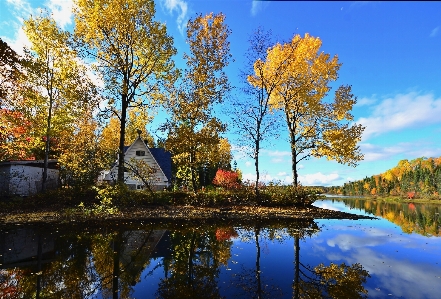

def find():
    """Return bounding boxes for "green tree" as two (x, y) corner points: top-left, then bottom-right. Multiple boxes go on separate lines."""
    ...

(74, 0), (177, 183)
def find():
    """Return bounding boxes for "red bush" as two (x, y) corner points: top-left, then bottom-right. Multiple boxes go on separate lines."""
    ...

(212, 169), (240, 189)
(215, 227), (238, 241)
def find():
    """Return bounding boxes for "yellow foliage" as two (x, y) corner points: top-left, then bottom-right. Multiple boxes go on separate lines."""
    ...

(164, 12), (231, 191)
(249, 33), (364, 184)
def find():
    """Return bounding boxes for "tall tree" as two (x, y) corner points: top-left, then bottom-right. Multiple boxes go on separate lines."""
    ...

(22, 14), (98, 191)
(232, 27), (280, 198)
(251, 34), (364, 187)
(164, 13), (232, 191)
(73, 0), (177, 183)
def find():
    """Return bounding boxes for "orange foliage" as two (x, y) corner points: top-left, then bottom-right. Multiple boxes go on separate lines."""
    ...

(212, 169), (240, 189)
(215, 227), (238, 241)
(0, 108), (34, 161)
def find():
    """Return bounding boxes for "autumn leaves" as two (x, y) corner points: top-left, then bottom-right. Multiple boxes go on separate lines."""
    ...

(0, 0), (365, 192)
(247, 33), (365, 187)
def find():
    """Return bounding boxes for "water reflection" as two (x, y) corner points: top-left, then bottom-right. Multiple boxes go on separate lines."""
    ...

(1, 211), (439, 298)
(324, 197), (441, 236)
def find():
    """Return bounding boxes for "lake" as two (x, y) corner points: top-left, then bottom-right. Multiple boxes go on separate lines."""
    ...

(1, 198), (440, 298)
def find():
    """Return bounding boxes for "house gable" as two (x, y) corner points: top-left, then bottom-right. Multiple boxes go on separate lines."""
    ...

(103, 137), (171, 190)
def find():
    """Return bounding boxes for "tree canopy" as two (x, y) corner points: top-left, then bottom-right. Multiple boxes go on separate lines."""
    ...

(163, 12), (232, 191)
(250, 33), (364, 187)
(74, 0), (177, 182)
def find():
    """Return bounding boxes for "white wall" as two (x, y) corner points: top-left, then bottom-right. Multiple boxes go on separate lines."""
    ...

(104, 138), (169, 189)
(8, 165), (58, 196)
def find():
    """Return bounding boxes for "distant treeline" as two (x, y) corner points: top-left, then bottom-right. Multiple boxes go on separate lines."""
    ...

(326, 157), (441, 198)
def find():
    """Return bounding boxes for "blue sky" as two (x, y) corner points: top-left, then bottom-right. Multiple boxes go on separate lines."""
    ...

(1, 0), (441, 186)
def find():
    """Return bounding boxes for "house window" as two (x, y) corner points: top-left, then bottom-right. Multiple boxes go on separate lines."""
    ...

(136, 150), (145, 156)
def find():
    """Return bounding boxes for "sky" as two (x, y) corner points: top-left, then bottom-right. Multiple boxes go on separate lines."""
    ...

(1, 0), (441, 187)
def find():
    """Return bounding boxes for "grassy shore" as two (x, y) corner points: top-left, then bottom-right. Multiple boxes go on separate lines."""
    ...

(0, 186), (376, 225)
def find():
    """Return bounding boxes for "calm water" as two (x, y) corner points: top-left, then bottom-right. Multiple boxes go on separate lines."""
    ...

(1, 198), (441, 298)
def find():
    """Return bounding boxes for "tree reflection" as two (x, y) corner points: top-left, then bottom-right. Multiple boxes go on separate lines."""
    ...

(0, 219), (372, 298)
(289, 221), (370, 299)
(231, 220), (315, 298)
(232, 224), (283, 299)
(156, 225), (233, 299)
(295, 262), (370, 299)
(337, 197), (441, 236)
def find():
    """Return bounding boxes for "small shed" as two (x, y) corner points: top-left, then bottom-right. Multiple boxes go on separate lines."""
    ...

(0, 160), (59, 197)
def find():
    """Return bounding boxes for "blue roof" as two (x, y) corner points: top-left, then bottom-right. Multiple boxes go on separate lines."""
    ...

(149, 148), (172, 182)
(119, 142), (172, 182)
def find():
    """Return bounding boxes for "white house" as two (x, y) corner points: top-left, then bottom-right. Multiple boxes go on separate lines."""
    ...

(99, 137), (172, 191)
(0, 160), (59, 197)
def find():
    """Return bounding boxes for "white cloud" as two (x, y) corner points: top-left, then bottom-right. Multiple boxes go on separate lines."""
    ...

(277, 172), (287, 176)
(241, 172), (256, 183)
(356, 96), (377, 107)
(231, 144), (253, 160)
(251, 1), (269, 16)
(360, 142), (441, 162)
(6, 0), (33, 18)
(360, 143), (407, 162)
(46, 0), (73, 29)
(245, 161), (252, 167)
(357, 92), (441, 140)
(1, 27), (31, 55)
(161, 0), (188, 34)
(271, 157), (284, 163)
(298, 172), (340, 186)
(265, 150), (291, 157)
(430, 26), (439, 37)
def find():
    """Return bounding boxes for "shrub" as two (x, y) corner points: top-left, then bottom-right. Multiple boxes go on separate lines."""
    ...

(212, 169), (241, 189)
(259, 184), (319, 207)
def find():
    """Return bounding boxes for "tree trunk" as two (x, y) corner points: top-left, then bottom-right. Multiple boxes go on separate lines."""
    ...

(293, 236), (300, 299)
(42, 70), (54, 192)
(287, 109), (298, 187)
(190, 151), (197, 192)
(292, 149), (298, 187)
(117, 94), (128, 183)
(255, 124), (261, 200)
(112, 231), (121, 299)
(255, 226), (262, 299)
(254, 147), (260, 200)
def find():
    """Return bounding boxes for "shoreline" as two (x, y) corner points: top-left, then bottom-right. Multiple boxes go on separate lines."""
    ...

(0, 205), (376, 225)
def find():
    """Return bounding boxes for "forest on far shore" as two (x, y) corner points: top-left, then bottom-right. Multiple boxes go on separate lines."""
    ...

(326, 157), (441, 198)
